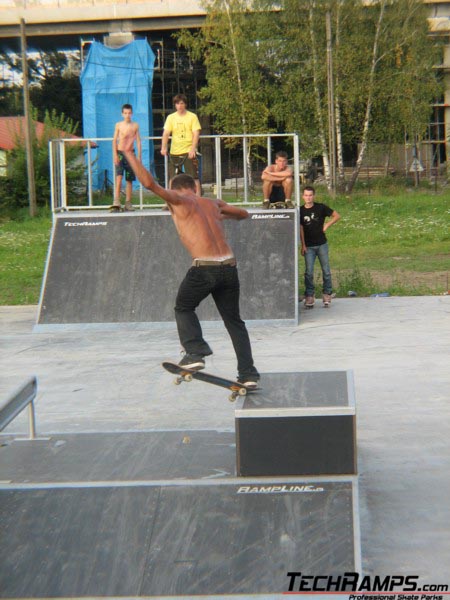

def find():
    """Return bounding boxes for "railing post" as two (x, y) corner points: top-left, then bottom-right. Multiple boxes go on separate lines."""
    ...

(87, 140), (93, 207)
(164, 153), (169, 190)
(267, 136), (272, 167)
(293, 133), (300, 206)
(27, 401), (36, 440)
(60, 141), (67, 210)
(215, 137), (222, 199)
(49, 140), (56, 212)
(242, 136), (249, 203)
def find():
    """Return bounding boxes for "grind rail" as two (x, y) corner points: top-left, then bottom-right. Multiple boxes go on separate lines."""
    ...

(0, 376), (38, 440)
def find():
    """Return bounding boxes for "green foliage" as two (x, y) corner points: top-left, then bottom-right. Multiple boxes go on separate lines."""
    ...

(0, 86), (23, 117)
(1, 189), (448, 305)
(0, 108), (83, 210)
(296, 189), (449, 297)
(177, 0), (272, 135)
(334, 268), (376, 297)
(366, 0), (441, 145)
(0, 210), (51, 305)
(180, 0), (441, 192)
(0, 50), (81, 128)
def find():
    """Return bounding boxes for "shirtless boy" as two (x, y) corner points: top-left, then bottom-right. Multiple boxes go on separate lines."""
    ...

(112, 104), (141, 211)
(122, 138), (259, 388)
(261, 150), (294, 208)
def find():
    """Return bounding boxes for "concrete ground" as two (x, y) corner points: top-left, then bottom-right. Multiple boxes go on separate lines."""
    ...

(1, 296), (449, 587)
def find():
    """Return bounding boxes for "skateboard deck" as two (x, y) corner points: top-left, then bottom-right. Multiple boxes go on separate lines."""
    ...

(162, 361), (256, 402)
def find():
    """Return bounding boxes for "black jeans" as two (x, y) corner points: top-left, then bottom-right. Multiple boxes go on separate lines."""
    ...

(174, 265), (259, 379)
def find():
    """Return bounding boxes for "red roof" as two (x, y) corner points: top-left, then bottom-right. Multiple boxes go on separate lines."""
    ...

(0, 116), (80, 151)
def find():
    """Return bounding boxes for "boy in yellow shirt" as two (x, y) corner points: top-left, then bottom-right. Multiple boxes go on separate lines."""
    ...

(161, 94), (202, 195)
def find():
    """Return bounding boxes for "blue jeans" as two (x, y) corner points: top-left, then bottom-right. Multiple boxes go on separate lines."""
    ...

(174, 265), (259, 379)
(304, 243), (332, 296)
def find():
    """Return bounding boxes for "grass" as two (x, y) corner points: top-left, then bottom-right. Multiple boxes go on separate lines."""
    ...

(0, 208), (52, 305)
(322, 189), (450, 297)
(0, 188), (449, 305)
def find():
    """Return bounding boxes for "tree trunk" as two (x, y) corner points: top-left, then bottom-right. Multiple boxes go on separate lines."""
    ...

(346, 0), (386, 193)
(384, 143), (392, 176)
(308, 1), (331, 188)
(334, 2), (346, 192)
(225, 2), (253, 186)
(225, 2), (246, 134)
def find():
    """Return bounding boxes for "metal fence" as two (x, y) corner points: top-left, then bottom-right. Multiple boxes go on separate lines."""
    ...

(49, 132), (300, 212)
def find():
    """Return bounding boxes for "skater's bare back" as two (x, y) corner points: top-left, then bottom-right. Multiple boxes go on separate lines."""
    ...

(121, 141), (248, 259)
(169, 194), (241, 259)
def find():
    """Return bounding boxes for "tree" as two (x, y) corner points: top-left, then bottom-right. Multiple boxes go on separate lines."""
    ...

(177, 0), (273, 183)
(195, 0), (440, 192)
(0, 85), (23, 117)
(1, 108), (82, 210)
(0, 50), (82, 132)
(267, 0), (440, 191)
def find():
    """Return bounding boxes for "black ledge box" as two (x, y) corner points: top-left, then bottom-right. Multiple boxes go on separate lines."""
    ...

(235, 371), (357, 476)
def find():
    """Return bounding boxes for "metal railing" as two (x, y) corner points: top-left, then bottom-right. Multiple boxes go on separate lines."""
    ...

(0, 376), (38, 440)
(49, 132), (300, 212)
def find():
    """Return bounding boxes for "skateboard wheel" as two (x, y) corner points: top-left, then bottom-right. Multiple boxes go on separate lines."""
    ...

(229, 394), (237, 402)
(238, 388), (247, 396)
(174, 378), (182, 385)
(184, 374), (193, 382)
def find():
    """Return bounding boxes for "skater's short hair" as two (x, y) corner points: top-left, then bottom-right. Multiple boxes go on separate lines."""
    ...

(303, 185), (315, 194)
(275, 150), (288, 159)
(122, 103), (133, 112)
(171, 173), (196, 192)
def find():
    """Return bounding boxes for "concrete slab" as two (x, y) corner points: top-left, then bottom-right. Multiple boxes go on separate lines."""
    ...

(1, 296), (450, 587)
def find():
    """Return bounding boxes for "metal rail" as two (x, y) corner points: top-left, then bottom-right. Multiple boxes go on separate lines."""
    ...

(0, 376), (38, 440)
(49, 132), (300, 212)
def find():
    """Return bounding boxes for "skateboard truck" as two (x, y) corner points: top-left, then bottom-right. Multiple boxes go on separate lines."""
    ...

(163, 361), (250, 402)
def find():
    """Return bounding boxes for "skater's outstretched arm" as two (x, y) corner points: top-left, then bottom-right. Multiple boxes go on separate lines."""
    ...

(217, 199), (248, 220)
(122, 136), (183, 205)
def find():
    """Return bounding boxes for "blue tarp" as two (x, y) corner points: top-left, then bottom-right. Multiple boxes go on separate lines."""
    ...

(80, 40), (155, 190)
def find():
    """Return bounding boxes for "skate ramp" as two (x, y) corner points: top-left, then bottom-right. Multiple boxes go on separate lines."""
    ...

(36, 210), (298, 328)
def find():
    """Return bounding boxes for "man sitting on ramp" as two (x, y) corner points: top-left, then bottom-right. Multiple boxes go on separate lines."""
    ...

(122, 137), (260, 389)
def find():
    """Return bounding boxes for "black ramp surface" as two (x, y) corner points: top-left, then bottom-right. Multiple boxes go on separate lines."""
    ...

(244, 371), (352, 408)
(0, 480), (357, 597)
(37, 211), (297, 325)
(0, 431), (236, 483)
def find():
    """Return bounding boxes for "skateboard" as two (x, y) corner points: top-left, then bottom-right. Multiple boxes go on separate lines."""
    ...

(270, 201), (287, 210)
(162, 361), (255, 402)
(109, 204), (123, 213)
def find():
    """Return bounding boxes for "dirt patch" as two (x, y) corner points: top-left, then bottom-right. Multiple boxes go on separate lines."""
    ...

(335, 269), (449, 292)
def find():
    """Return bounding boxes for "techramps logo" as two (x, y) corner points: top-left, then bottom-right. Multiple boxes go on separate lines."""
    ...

(64, 221), (108, 227)
(285, 572), (449, 598)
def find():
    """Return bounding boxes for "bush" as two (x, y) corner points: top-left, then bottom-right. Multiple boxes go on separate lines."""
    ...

(1, 108), (83, 210)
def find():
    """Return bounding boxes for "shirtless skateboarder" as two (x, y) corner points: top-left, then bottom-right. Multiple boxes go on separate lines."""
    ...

(122, 139), (260, 388)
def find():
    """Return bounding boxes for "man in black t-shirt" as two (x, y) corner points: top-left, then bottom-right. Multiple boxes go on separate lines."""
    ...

(300, 186), (340, 308)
